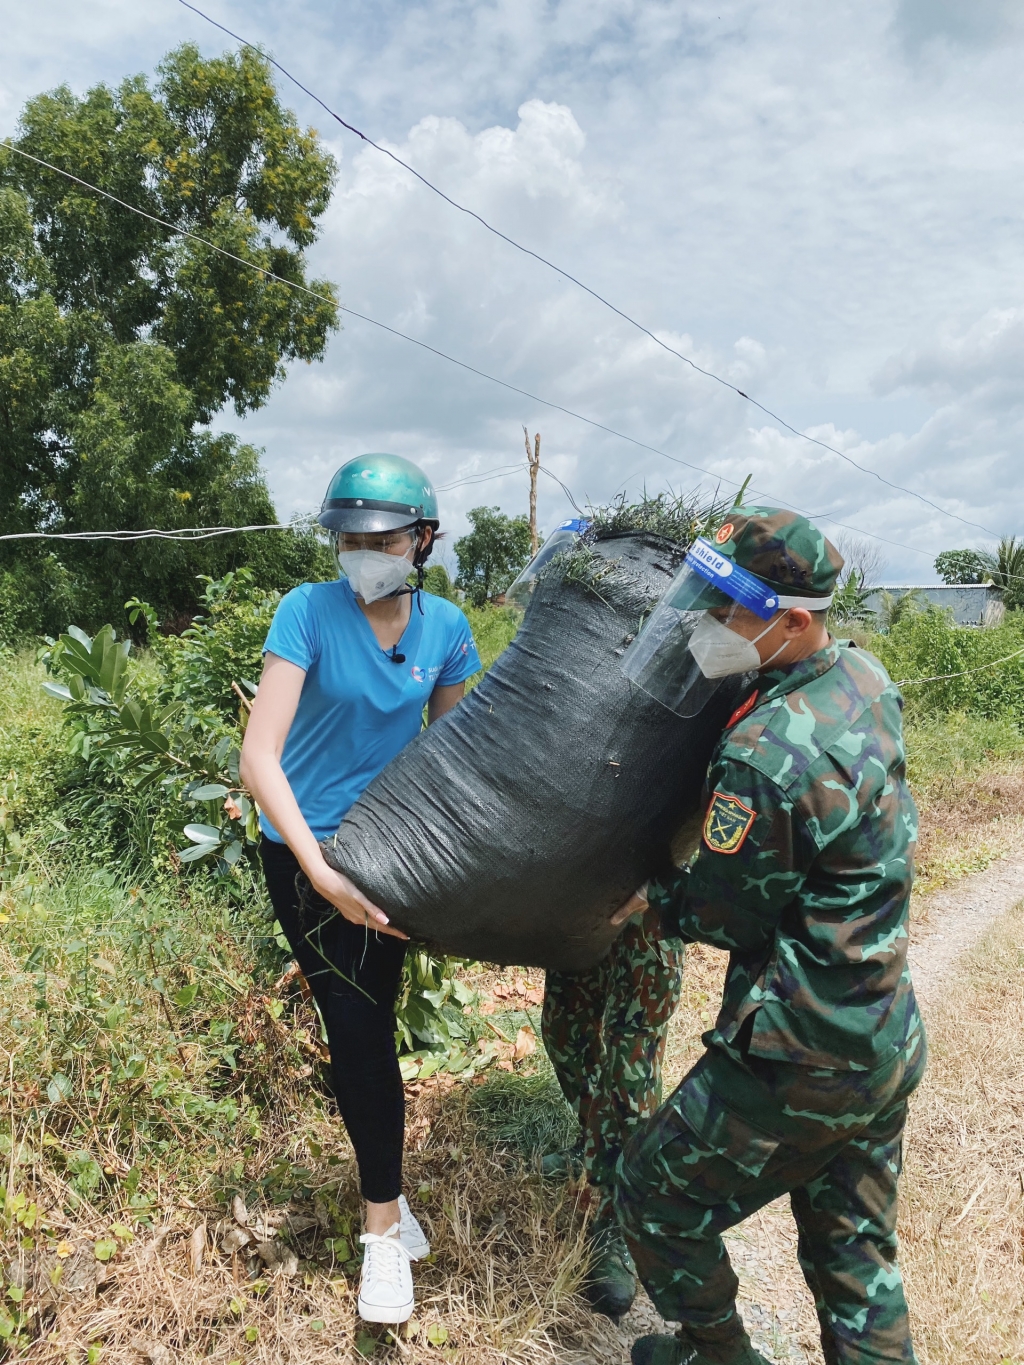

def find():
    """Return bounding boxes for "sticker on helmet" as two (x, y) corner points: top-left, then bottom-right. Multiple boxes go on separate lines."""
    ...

(715, 523), (735, 544)
(703, 792), (756, 854)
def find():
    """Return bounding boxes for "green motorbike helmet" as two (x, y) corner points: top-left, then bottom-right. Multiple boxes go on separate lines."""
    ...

(318, 453), (440, 535)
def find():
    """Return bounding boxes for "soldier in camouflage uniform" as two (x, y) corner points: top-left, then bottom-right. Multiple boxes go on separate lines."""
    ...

(610, 509), (925, 1365)
(542, 916), (684, 1316)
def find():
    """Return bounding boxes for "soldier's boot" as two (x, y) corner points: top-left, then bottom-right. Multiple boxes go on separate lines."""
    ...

(540, 1139), (584, 1181)
(630, 1327), (772, 1365)
(583, 1220), (637, 1319)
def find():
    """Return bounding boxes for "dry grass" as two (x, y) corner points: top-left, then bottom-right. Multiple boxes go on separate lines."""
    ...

(912, 759), (1024, 898)
(3, 1079), (608, 1364)
(900, 900), (1024, 1365)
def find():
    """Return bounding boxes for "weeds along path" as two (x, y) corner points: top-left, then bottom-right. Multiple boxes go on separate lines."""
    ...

(569, 855), (1024, 1365)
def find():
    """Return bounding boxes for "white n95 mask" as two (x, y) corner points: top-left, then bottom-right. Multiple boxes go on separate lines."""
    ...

(337, 549), (414, 603)
(688, 612), (788, 679)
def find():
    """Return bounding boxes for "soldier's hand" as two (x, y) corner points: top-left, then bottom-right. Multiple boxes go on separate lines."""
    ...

(609, 885), (650, 927)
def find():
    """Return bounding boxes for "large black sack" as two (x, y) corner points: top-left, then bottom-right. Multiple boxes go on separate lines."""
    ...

(321, 531), (746, 970)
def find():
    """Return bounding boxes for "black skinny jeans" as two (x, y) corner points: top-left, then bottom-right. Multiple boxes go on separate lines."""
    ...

(260, 838), (408, 1203)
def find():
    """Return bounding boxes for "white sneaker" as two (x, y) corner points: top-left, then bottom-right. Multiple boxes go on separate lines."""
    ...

(397, 1193), (430, 1259)
(357, 1223), (415, 1323)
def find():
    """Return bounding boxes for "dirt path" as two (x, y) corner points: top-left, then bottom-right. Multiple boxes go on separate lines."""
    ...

(567, 855), (1024, 1365)
(907, 853), (1024, 1006)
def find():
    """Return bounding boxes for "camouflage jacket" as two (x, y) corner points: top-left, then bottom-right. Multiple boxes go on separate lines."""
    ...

(649, 640), (923, 1071)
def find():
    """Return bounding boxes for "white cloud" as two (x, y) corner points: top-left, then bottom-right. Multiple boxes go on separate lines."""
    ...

(876, 309), (1024, 398)
(5, 0), (1024, 576)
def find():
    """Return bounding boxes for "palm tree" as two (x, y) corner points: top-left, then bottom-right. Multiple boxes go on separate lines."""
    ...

(976, 536), (1024, 609)
(876, 588), (925, 632)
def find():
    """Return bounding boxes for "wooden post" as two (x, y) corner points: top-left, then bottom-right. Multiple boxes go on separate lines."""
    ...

(524, 426), (541, 556)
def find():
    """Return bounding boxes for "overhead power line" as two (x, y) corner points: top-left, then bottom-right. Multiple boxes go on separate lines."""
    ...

(0, 140), (975, 568)
(435, 462), (527, 491)
(0, 522), (305, 543)
(176, 0), (1005, 542)
(896, 644), (1024, 688)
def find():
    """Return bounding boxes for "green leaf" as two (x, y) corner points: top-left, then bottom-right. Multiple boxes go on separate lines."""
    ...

(451, 979), (476, 1007)
(42, 681), (73, 701)
(178, 842), (220, 863)
(173, 984), (198, 1009)
(222, 839), (244, 866)
(355, 1330), (377, 1358)
(93, 1238), (117, 1262)
(189, 783), (228, 801)
(183, 823), (221, 843)
(426, 1323), (449, 1347)
(46, 1073), (72, 1104)
(139, 731), (171, 755)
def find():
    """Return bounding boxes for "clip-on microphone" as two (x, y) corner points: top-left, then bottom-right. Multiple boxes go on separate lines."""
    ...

(388, 644), (406, 664)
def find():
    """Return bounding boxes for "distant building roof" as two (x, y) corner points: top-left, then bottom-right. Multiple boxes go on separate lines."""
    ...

(863, 583), (1004, 628)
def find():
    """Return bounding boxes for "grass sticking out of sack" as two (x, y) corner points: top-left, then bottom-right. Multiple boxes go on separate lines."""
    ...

(586, 489), (735, 546)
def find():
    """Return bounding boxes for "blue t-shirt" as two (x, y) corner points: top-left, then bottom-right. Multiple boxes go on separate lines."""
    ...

(260, 580), (482, 842)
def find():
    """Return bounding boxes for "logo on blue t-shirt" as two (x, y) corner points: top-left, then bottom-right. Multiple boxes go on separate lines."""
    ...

(410, 664), (426, 683)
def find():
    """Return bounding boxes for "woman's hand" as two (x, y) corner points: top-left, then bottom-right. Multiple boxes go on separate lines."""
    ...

(308, 861), (410, 940)
(609, 885), (650, 928)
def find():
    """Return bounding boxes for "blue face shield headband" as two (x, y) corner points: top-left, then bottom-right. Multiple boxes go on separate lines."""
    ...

(683, 538), (834, 617)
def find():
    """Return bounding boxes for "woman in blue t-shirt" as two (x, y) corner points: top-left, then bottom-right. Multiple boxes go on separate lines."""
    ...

(240, 454), (480, 1325)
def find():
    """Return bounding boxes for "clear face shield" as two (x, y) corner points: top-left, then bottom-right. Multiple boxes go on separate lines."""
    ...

(505, 518), (591, 610)
(620, 537), (831, 717)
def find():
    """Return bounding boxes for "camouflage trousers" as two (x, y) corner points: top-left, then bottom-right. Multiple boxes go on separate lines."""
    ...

(615, 1033), (926, 1365)
(542, 914), (684, 1219)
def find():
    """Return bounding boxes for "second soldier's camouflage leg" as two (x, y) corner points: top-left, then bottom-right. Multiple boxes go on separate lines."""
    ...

(585, 915), (684, 1216)
(542, 953), (611, 1146)
(790, 1095), (916, 1365)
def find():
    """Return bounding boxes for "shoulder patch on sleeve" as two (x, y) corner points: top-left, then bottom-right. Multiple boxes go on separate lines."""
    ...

(703, 791), (757, 854)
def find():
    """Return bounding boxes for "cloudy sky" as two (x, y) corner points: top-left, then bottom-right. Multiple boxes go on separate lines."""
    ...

(5, 0), (1024, 580)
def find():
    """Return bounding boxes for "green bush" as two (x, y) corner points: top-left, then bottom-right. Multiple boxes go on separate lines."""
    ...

(462, 602), (519, 687)
(144, 568), (280, 721)
(869, 606), (1024, 725)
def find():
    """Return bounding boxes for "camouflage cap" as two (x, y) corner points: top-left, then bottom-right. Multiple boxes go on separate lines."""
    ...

(702, 506), (843, 602)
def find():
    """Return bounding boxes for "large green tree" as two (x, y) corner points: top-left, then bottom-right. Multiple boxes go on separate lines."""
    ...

(455, 506), (532, 606)
(0, 44), (338, 635)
